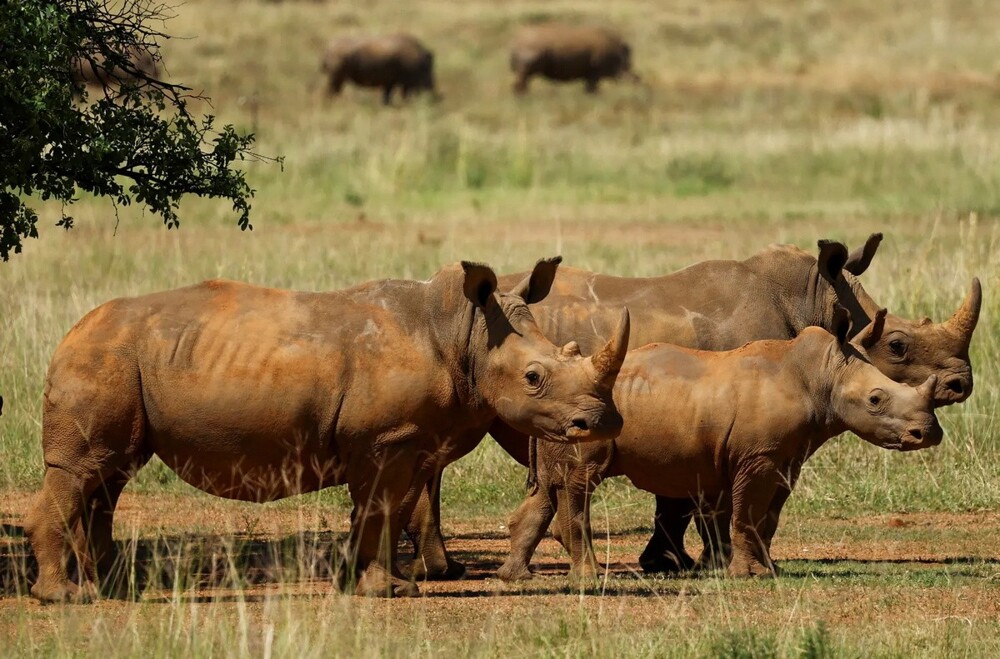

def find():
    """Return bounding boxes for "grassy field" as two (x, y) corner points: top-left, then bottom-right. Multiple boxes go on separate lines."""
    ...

(2, 0), (1000, 655)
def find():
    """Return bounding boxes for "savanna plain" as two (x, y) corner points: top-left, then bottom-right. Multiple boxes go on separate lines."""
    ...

(3, 0), (1000, 655)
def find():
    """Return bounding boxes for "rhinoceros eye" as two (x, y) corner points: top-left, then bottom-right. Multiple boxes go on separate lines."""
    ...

(525, 370), (541, 386)
(888, 339), (907, 358)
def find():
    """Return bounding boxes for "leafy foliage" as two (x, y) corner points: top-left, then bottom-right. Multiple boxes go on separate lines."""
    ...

(0, 0), (267, 260)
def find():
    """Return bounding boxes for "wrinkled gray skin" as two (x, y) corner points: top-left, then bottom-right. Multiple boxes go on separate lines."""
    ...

(497, 320), (943, 582)
(322, 33), (437, 105)
(24, 257), (630, 603)
(71, 47), (158, 89)
(403, 235), (981, 580)
(510, 23), (639, 94)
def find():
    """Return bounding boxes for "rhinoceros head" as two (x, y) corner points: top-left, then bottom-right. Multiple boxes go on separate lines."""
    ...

(827, 309), (943, 451)
(461, 257), (629, 443)
(814, 234), (981, 407)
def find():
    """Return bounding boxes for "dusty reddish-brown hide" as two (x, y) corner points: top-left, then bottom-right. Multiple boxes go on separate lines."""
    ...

(498, 319), (943, 581)
(403, 235), (980, 580)
(23, 258), (630, 602)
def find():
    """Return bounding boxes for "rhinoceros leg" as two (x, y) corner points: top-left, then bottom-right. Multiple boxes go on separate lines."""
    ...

(560, 483), (601, 582)
(497, 482), (557, 582)
(693, 498), (733, 571)
(639, 497), (698, 574)
(404, 472), (467, 580)
(759, 459), (805, 555)
(25, 467), (99, 603)
(347, 444), (421, 597)
(728, 457), (781, 578)
(81, 467), (146, 598)
(381, 84), (395, 106)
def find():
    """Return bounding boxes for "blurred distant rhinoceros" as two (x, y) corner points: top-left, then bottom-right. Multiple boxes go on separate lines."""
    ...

(321, 33), (437, 105)
(71, 46), (159, 90)
(509, 23), (639, 94)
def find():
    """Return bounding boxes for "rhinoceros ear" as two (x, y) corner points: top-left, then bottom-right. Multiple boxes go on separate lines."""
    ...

(461, 261), (498, 309)
(844, 232), (883, 276)
(831, 304), (851, 346)
(852, 308), (887, 350)
(817, 240), (849, 283)
(509, 256), (562, 305)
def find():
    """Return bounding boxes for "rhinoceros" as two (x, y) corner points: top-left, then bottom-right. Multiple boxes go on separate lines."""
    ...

(24, 257), (630, 602)
(321, 33), (437, 105)
(497, 314), (943, 581)
(71, 46), (159, 90)
(402, 235), (981, 580)
(510, 23), (639, 94)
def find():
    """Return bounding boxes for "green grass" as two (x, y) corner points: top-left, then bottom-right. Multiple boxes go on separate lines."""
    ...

(2, 0), (1000, 654)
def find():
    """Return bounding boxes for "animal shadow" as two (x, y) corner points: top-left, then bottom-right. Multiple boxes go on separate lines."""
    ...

(0, 524), (354, 599)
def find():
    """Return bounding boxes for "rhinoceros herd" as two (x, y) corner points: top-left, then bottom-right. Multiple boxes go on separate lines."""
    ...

(23, 235), (980, 602)
(322, 23), (639, 104)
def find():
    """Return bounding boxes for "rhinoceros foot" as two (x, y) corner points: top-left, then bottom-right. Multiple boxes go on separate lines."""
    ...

(31, 580), (98, 604)
(409, 556), (466, 581)
(567, 562), (600, 585)
(496, 560), (534, 582)
(727, 556), (777, 579)
(638, 549), (695, 575)
(355, 566), (420, 598)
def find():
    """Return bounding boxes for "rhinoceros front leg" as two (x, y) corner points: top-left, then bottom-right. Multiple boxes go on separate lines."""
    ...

(693, 498), (733, 571)
(559, 482), (603, 583)
(347, 444), (421, 597)
(638, 496), (698, 574)
(727, 457), (781, 578)
(25, 467), (99, 603)
(497, 480), (557, 582)
(759, 459), (805, 554)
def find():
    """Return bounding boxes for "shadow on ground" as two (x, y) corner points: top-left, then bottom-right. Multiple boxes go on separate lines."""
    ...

(3, 519), (998, 601)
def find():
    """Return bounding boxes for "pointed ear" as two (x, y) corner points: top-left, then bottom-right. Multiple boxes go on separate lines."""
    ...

(509, 256), (562, 304)
(461, 261), (498, 309)
(844, 232), (883, 276)
(817, 240), (849, 283)
(852, 308), (887, 350)
(832, 304), (851, 346)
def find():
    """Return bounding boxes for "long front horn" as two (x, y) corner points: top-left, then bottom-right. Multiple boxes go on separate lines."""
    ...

(591, 308), (630, 386)
(945, 278), (982, 341)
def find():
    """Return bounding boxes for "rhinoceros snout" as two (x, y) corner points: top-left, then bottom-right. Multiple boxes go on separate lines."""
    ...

(937, 374), (972, 405)
(900, 417), (943, 451)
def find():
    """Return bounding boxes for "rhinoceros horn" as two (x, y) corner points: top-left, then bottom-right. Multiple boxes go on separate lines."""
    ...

(590, 308), (630, 386)
(917, 374), (939, 401)
(853, 308), (887, 350)
(943, 278), (982, 344)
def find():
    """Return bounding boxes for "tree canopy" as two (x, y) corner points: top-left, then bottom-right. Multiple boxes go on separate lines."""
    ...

(0, 0), (265, 260)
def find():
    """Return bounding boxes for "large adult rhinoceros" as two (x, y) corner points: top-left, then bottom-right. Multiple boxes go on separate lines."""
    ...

(510, 23), (639, 94)
(24, 257), (630, 602)
(402, 235), (981, 579)
(321, 33), (437, 105)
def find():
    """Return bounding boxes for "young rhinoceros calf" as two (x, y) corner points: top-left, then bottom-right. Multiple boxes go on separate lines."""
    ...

(510, 23), (640, 94)
(322, 33), (437, 105)
(24, 258), (630, 603)
(498, 311), (941, 581)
